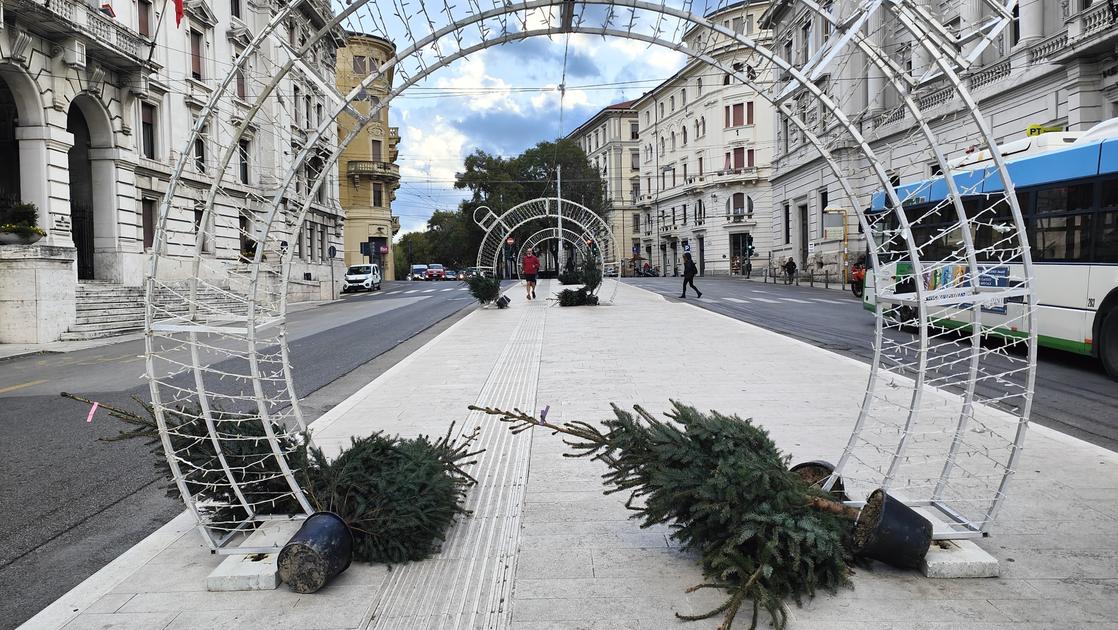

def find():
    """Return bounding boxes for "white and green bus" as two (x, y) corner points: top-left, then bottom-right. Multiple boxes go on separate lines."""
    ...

(863, 120), (1118, 380)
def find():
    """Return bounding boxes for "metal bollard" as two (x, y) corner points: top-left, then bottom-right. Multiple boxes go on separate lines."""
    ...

(810, 271), (814, 287)
(825, 270), (830, 289)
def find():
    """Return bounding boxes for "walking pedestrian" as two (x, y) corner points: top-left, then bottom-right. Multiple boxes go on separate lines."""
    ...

(783, 257), (798, 285)
(522, 248), (540, 300)
(679, 252), (701, 299)
(745, 259), (753, 279)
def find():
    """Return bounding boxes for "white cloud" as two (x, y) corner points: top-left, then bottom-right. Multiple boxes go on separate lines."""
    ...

(398, 116), (468, 184)
(433, 52), (522, 114)
(529, 84), (590, 111)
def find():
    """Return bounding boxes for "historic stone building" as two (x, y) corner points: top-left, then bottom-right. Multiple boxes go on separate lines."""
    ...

(336, 32), (400, 277)
(761, 0), (1118, 278)
(0, 0), (344, 343)
(633, 0), (775, 277)
(567, 100), (640, 274)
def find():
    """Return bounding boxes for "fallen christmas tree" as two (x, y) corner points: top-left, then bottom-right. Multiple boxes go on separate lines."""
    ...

(468, 401), (865, 630)
(557, 256), (602, 307)
(64, 393), (482, 565)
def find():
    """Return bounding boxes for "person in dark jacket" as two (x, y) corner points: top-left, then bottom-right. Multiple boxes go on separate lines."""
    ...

(679, 252), (701, 298)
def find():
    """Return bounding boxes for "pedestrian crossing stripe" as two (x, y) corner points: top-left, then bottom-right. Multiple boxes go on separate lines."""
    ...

(723, 297), (750, 304)
(780, 298), (810, 303)
(405, 290), (418, 294)
(811, 298), (846, 304)
(440, 288), (454, 291)
(753, 297), (779, 303)
(422, 289), (436, 293)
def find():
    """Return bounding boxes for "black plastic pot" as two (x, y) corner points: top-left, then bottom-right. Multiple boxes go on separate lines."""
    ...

(851, 489), (933, 569)
(496, 295), (511, 309)
(790, 460), (847, 501)
(278, 512), (354, 593)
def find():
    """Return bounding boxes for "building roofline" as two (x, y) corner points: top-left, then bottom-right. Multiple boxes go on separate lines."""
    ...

(344, 31), (398, 51)
(565, 99), (638, 140)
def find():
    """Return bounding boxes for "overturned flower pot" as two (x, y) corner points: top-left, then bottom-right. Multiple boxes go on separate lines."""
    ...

(790, 460), (847, 501)
(278, 511), (354, 593)
(851, 489), (933, 569)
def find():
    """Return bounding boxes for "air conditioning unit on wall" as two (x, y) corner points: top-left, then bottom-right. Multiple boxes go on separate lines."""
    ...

(64, 39), (87, 69)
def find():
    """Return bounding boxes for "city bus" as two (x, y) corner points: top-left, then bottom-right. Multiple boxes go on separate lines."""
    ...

(862, 119), (1118, 380)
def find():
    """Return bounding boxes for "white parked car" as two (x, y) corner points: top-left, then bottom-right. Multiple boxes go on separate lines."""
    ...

(342, 264), (382, 293)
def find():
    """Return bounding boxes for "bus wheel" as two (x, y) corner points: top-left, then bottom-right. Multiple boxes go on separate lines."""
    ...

(1101, 309), (1118, 381)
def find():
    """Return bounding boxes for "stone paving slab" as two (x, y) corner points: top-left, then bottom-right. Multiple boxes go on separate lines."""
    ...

(20, 280), (1118, 630)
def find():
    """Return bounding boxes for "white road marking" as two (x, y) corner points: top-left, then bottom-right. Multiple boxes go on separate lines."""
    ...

(812, 298), (846, 304)
(404, 290), (419, 294)
(780, 298), (810, 303)
(440, 288), (454, 292)
(457, 287), (468, 291)
(723, 297), (750, 304)
(753, 297), (779, 304)
(750, 290), (769, 294)
(422, 289), (436, 293)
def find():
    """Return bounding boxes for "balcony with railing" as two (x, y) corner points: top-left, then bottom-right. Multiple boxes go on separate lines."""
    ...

(15, 0), (150, 68)
(346, 160), (401, 181)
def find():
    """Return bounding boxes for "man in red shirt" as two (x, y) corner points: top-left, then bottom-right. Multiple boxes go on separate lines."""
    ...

(522, 248), (540, 300)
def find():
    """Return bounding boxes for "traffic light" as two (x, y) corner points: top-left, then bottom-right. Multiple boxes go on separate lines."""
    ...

(746, 234), (755, 258)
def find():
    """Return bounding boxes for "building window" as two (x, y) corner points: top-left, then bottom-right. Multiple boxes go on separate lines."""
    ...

(231, 0), (242, 20)
(234, 47), (247, 99)
(630, 150), (639, 170)
(319, 224), (327, 261)
(670, 95), (675, 111)
(698, 156), (703, 175)
(671, 132), (676, 150)
(747, 101), (754, 125)
(238, 139), (250, 184)
(725, 103), (745, 127)
(723, 73), (731, 86)
(822, 2), (834, 38)
(293, 86), (302, 126)
(1011, 5), (1021, 46)
(784, 203), (791, 244)
(801, 20), (812, 62)
(353, 55), (367, 74)
(372, 139), (382, 161)
(696, 77), (703, 96)
(700, 117), (706, 135)
(632, 213), (640, 234)
(731, 192), (746, 215)
(747, 149), (754, 168)
(630, 122), (639, 140)
(681, 88), (687, 104)
(138, 0), (152, 38)
(373, 183), (383, 207)
(141, 102), (156, 159)
(193, 127), (206, 173)
(819, 189), (829, 237)
(732, 17), (744, 34)
(194, 207), (213, 253)
(142, 199), (156, 250)
(190, 30), (204, 80)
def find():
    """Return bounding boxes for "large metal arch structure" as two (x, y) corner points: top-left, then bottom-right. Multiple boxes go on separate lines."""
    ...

(144, 0), (1036, 553)
(473, 198), (620, 301)
(516, 227), (598, 273)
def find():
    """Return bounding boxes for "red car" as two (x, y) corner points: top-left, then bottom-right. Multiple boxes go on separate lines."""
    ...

(425, 263), (446, 280)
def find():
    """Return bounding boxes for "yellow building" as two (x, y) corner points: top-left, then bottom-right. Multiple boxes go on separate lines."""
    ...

(336, 33), (401, 277)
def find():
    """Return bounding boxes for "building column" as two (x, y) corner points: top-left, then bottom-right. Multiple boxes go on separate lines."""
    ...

(15, 124), (74, 248)
(865, 6), (886, 113)
(87, 148), (130, 283)
(910, 0), (933, 80)
(1014, 0), (1044, 49)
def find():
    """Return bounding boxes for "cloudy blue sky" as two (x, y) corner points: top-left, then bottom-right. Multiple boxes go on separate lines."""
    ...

(367, 14), (694, 235)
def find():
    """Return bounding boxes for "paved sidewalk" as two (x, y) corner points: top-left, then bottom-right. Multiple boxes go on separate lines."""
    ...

(19, 280), (1118, 629)
(0, 298), (341, 362)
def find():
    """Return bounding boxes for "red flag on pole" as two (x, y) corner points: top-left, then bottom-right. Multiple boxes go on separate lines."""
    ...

(174, 0), (184, 26)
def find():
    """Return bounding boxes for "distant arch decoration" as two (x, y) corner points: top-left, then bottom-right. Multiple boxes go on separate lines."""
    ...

(142, 0), (1035, 554)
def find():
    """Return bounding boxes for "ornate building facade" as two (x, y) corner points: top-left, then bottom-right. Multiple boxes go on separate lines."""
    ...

(568, 100), (640, 274)
(762, 0), (1118, 277)
(335, 32), (400, 277)
(0, 0), (344, 343)
(634, 0), (775, 277)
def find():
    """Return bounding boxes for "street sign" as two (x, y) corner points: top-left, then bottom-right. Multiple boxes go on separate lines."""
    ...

(379, 244), (389, 254)
(327, 245), (337, 258)
(683, 243), (691, 253)
(808, 241), (816, 254)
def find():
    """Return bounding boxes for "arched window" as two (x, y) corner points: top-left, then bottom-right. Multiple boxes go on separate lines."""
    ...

(723, 73), (731, 86)
(728, 192), (746, 215)
(700, 117), (706, 135)
(660, 136), (665, 154)
(747, 195), (754, 216)
(696, 77), (703, 96)
(682, 127), (688, 145)
(671, 132), (676, 150)
(694, 119), (700, 137)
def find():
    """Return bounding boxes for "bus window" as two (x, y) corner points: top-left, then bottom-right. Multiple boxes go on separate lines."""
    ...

(1035, 183), (1093, 215)
(1098, 211), (1118, 262)
(1032, 214), (1093, 261)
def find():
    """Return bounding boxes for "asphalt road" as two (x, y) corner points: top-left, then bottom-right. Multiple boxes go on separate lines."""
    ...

(0, 280), (480, 629)
(629, 275), (1118, 451)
